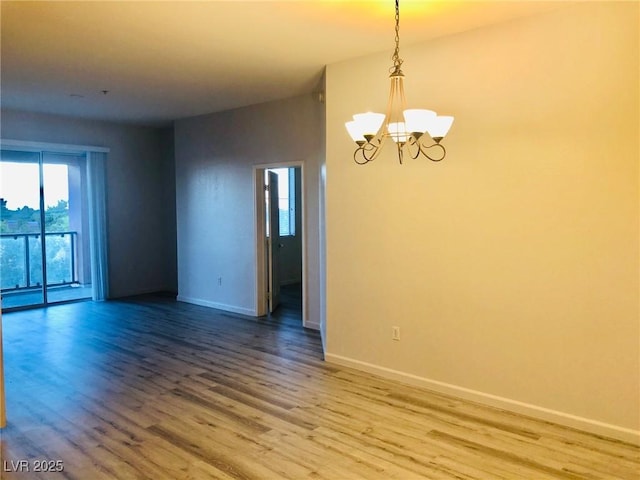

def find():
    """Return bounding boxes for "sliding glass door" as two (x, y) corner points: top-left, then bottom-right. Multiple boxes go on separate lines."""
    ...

(0, 149), (92, 309)
(0, 151), (44, 307)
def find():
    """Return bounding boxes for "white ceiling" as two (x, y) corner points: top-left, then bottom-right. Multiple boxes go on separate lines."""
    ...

(1, 1), (560, 127)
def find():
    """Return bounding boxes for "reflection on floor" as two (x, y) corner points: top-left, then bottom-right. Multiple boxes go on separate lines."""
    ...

(2, 291), (636, 479)
(1, 284), (92, 310)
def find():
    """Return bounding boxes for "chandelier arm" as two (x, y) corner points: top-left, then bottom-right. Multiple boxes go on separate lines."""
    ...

(354, 148), (372, 165)
(354, 139), (384, 164)
(396, 143), (404, 165)
(407, 136), (421, 160)
(419, 141), (447, 162)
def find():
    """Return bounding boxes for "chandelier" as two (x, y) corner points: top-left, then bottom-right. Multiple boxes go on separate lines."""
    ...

(345, 0), (454, 165)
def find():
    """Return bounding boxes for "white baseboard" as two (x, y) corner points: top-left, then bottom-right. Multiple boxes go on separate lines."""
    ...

(304, 321), (320, 331)
(177, 295), (256, 317)
(325, 353), (640, 445)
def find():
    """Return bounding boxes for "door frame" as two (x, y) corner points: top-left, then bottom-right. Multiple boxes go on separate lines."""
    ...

(254, 161), (306, 325)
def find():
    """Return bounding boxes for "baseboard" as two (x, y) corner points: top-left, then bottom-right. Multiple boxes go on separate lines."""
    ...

(304, 321), (320, 331)
(153, 290), (178, 298)
(325, 353), (640, 445)
(111, 288), (176, 300)
(176, 295), (256, 317)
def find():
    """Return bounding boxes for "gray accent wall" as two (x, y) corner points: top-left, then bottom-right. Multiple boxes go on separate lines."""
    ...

(0, 109), (177, 298)
(174, 93), (324, 326)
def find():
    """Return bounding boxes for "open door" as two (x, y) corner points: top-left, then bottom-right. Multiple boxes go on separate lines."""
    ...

(255, 165), (305, 322)
(267, 171), (281, 313)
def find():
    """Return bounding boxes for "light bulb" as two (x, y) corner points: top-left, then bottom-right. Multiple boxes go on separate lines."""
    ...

(352, 112), (385, 137)
(387, 122), (410, 143)
(403, 109), (436, 134)
(427, 116), (454, 139)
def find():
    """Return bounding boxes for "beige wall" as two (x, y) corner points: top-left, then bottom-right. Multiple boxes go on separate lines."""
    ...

(325, 2), (639, 440)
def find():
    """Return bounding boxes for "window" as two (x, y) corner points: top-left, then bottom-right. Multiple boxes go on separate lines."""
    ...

(266, 167), (296, 237)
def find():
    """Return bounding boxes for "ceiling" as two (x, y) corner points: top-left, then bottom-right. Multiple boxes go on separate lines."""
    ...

(1, 1), (560, 127)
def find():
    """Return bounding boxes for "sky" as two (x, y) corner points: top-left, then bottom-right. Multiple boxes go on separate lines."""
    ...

(0, 162), (69, 210)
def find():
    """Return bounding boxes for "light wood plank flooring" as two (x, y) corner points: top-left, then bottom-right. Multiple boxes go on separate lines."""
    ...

(0, 293), (638, 479)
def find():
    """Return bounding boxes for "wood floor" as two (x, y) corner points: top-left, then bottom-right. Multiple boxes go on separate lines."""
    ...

(1, 290), (638, 479)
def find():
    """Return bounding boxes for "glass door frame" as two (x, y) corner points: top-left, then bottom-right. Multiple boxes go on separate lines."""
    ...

(1, 139), (110, 312)
(37, 151), (49, 305)
(0, 150), (46, 307)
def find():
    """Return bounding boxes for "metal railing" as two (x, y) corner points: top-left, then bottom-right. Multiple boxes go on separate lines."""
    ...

(0, 231), (78, 292)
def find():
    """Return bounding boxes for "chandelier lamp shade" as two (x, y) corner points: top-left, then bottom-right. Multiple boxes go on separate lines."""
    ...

(345, 0), (454, 165)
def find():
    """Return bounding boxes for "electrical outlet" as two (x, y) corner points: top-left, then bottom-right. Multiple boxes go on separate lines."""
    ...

(392, 326), (400, 341)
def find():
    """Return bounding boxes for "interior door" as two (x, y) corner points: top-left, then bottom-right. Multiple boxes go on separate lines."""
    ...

(267, 171), (281, 313)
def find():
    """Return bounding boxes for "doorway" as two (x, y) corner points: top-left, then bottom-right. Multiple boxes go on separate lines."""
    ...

(255, 163), (305, 325)
(0, 149), (93, 309)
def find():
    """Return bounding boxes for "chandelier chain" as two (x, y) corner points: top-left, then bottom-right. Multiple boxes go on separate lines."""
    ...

(391, 0), (403, 75)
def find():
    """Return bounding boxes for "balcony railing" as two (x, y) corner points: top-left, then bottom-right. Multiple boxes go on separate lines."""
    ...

(0, 231), (79, 292)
